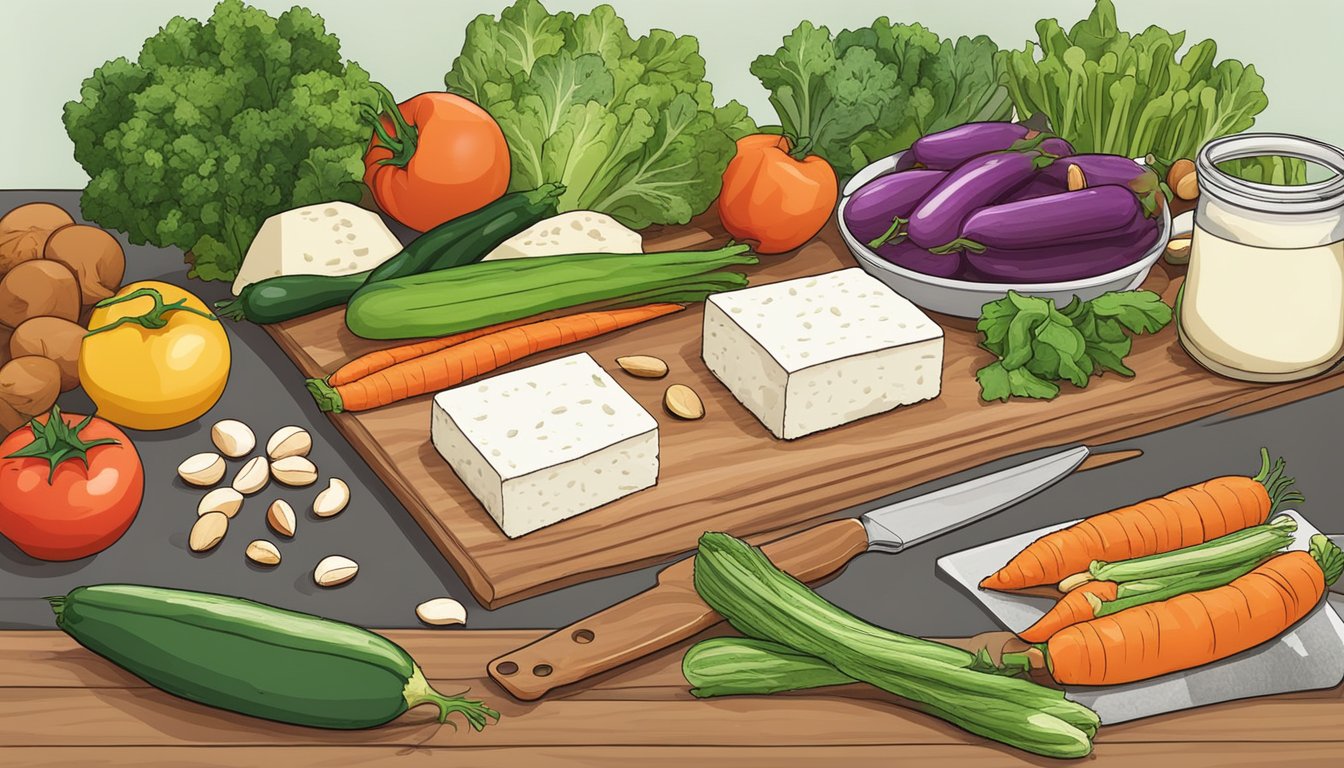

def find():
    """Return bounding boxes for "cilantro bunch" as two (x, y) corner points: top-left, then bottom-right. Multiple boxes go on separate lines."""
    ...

(750, 19), (1011, 178)
(63, 0), (378, 281)
(444, 0), (755, 229)
(977, 291), (1172, 402)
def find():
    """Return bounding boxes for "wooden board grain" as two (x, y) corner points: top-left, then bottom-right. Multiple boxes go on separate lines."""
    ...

(4, 630), (1342, 767)
(264, 212), (1344, 608)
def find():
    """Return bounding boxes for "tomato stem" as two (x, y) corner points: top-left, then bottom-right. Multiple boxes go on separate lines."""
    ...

(85, 288), (217, 337)
(786, 134), (814, 162)
(6, 405), (120, 483)
(363, 82), (418, 169)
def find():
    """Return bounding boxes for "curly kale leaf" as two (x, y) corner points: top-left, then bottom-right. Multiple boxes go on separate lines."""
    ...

(63, 0), (378, 281)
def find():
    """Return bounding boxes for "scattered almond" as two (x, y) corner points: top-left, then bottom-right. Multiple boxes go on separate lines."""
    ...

(1175, 170), (1199, 201)
(267, 426), (312, 460)
(232, 456), (270, 495)
(271, 455), (318, 486)
(314, 555), (358, 587)
(245, 539), (281, 566)
(178, 452), (225, 487)
(267, 499), (297, 538)
(198, 487), (244, 518)
(313, 477), (349, 518)
(210, 419), (255, 458)
(415, 597), (467, 627)
(189, 511), (228, 552)
(1066, 163), (1087, 191)
(616, 355), (669, 379)
(664, 384), (705, 420)
(1167, 158), (1197, 200)
(1163, 236), (1192, 266)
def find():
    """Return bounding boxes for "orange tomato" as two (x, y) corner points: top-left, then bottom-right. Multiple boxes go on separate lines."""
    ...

(363, 84), (511, 232)
(717, 134), (838, 254)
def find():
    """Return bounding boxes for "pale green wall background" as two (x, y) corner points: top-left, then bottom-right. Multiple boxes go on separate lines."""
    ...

(3, 0), (1340, 189)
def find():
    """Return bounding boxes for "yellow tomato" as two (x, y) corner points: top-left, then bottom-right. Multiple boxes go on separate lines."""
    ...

(79, 281), (231, 431)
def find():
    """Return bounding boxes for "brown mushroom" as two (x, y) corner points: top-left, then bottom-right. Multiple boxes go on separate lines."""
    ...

(0, 260), (81, 327)
(44, 224), (126, 304)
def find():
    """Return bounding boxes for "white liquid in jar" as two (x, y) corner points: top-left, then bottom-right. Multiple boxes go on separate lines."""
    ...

(1181, 224), (1344, 380)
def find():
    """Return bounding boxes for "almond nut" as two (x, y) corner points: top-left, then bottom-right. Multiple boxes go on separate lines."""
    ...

(1167, 158), (1196, 197)
(1065, 163), (1087, 191)
(245, 539), (281, 566)
(1175, 170), (1199, 201)
(664, 384), (704, 420)
(198, 487), (244, 518)
(313, 477), (349, 518)
(210, 419), (255, 458)
(415, 597), (467, 627)
(266, 426), (312, 460)
(271, 455), (318, 486)
(616, 355), (669, 379)
(189, 511), (228, 552)
(1164, 236), (1192, 266)
(266, 499), (297, 538)
(232, 456), (270, 495)
(178, 452), (225, 487)
(314, 555), (358, 587)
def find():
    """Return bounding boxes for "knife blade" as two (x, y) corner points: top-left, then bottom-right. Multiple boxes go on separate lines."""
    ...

(490, 444), (1126, 700)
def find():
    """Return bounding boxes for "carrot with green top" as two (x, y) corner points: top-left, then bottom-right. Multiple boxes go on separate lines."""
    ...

(307, 304), (684, 413)
(981, 450), (1302, 591)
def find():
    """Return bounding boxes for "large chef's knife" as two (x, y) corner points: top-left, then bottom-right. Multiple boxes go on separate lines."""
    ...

(490, 445), (1137, 700)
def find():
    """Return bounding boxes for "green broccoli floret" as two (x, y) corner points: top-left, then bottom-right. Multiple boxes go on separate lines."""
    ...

(63, 0), (378, 282)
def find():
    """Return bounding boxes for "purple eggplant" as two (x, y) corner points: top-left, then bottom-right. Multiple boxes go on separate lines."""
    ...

(843, 170), (947, 245)
(956, 186), (1142, 250)
(1039, 137), (1075, 158)
(912, 123), (1028, 169)
(1003, 173), (1069, 202)
(963, 214), (1161, 283)
(1042, 155), (1163, 215)
(873, 240), (964, 279)
(907, 151), (1048, 250)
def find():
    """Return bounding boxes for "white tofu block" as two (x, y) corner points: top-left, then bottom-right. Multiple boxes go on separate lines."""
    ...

(431, 353), (658, 538)
(702, 268), (943, 440)
(232, 202), (403, 295)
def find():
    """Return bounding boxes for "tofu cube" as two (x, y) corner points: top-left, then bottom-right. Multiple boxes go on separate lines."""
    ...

(431, 353), (659, 538)
(702, 268), (943, 440)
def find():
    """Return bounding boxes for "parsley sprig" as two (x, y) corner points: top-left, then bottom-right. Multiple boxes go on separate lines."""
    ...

(976, 290), (1173, 402)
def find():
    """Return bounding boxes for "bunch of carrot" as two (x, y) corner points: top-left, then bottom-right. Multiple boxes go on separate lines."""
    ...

(306, 303), (685, 413)
(982, 450), (1342, 686)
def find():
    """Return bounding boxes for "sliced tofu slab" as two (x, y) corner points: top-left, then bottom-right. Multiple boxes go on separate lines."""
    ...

(703, 268), (943, 440)
(482, 211), (643, 261)
(431, 353), (659, 538)
(231, 202), (403, 295)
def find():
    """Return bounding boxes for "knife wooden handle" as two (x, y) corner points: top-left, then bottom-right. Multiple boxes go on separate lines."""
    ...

(488, 518), (869, 700)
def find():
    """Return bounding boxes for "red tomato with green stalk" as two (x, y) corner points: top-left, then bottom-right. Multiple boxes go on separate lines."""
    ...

(717, 133), (838, 254)
(0, 406), (143, 561)
(363, 83), (511, 232)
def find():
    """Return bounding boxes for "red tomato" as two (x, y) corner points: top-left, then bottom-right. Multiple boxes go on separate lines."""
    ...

(0, 407), (143, 561)
(363, 83), (511, 232)
(717, 134), (838, 254)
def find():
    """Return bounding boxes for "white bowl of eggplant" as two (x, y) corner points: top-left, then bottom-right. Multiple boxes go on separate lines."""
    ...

(838, 122), (1171, 319)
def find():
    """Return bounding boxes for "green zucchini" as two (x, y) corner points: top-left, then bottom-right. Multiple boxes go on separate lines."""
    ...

(215, 184), (564, 324)
(345, 244), (757, 340)
(50, 584), (498, 731)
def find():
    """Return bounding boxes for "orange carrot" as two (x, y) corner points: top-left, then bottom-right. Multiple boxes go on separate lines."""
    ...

(327, 317), (536, 386)
(1017, 581), (1118, 643)
(306, 303), (684, 413)
(1043, 536), (1343, 686)
(980, 450), (1302, 592)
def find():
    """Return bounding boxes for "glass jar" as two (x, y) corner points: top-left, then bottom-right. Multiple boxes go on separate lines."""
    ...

(1178, 133), (1344, 382)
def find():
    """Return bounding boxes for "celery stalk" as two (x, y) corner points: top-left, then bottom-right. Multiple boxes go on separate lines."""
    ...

(1089, 515), (1296, 583)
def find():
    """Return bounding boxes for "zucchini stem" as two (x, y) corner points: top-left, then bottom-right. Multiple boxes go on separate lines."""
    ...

(402, 666), (499, 732)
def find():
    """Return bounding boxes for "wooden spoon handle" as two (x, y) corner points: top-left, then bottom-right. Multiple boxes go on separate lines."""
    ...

(488, 518), (870, 700)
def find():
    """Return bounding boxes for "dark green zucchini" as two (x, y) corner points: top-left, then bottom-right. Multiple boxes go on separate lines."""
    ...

(215, 183), (563, 324)
(51, 584), (497, 731)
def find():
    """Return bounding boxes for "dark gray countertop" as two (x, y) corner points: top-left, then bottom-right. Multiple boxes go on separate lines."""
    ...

(3, 190), (1342, 635)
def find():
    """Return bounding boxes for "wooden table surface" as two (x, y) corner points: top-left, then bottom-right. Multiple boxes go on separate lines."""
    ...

(6, 629), (1342, 766)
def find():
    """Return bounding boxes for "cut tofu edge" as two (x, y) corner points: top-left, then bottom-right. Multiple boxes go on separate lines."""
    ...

(231, 201), (404, 295)
(482, 211), (643, 261)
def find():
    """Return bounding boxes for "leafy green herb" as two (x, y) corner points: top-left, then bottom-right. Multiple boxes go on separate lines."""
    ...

(999, 0), (1271, 168)
(63, 0), (378, 281)
(443, 0), (754, 229)
(976, 290), (1172, 402)
(751, 19), (1010, 178)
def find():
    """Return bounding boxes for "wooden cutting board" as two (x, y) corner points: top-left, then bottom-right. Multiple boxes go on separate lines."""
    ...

(6, 629), (1343, 766)
(265, 211), (1344, 608)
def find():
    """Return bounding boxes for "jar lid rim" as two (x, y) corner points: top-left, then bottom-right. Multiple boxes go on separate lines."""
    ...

(1198, 133), (1344, 212)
